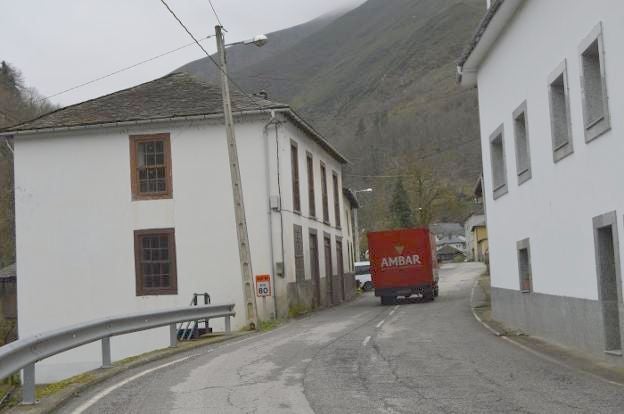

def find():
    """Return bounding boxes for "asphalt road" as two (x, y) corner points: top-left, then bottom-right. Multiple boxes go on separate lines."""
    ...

(60, 263), (624, 413)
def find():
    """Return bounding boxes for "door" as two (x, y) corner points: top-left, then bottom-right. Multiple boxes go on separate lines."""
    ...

(310, 233), (321, 307)
(336, 239), (345, 301)
(324, 235), (333, 305)
(595, 223), (623, 352)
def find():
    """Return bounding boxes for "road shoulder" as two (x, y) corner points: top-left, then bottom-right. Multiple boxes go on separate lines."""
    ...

(3, 332), (253, 414)
(471, 273), (624, 388)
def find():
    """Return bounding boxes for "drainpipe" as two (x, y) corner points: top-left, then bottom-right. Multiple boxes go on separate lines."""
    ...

(264, 112), (285, 319)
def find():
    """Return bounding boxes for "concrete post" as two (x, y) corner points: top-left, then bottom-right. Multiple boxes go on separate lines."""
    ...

(215, 25), (259, 330)
(225, 315), (231, 335)
(21, 363), (36, 405)
(101, 337), (112, 368)
(353, 208), (361, 260)
(169, 323), (178, 348)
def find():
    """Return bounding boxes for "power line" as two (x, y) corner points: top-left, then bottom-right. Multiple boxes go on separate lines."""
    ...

(158, 0), (266, 110)
(37, 35), (214, 104)
(207, 0), (224, 28)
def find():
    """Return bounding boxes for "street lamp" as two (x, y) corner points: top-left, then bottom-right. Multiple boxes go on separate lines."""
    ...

(215, 26), (268, 330)
(226, 34), (269, 48)
(353, 188), (374, 261)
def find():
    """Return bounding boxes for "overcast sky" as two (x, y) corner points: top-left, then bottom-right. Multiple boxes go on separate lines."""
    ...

(3, 0), (363, 107)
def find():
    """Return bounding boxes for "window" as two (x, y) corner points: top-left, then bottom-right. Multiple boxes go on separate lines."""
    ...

(513, 102), (531, 185)
(548, 61), (574, 162)
(517, 238), (532, 293)
(321, 163), (329, 223)
(293, 224), (305, 281)
(489, 125), (507, 200)
(291, 143), (301, 213)
(332, 172), (341, 228)
(307, 153), (316, 217)
(130, 134), (173, 200)
(355, 264), (370, 276)
(579, 22), (610, 142)
(134, 229), (177, 296)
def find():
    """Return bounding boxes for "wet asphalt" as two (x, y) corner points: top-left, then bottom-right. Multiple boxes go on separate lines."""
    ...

(58, 263), (624, 413)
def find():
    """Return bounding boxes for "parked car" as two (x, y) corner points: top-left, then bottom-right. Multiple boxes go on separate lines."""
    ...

(354, 261), (373, 291)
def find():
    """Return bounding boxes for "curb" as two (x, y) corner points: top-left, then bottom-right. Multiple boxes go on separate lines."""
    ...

(469, 276), (624, 389)
(469, 278), (503, 337)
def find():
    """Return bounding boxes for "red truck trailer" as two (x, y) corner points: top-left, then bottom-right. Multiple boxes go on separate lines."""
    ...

(367, 228), (439, 305)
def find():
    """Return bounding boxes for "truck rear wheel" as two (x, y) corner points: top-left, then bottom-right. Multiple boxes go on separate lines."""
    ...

(424, 290), (435, 302)
(381, 296), (395, 306)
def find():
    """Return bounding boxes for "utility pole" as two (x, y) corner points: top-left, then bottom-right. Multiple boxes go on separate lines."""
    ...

(353, 208), (361, 260)
(353, 188), (373, 260)
(216, 25), (258, 330)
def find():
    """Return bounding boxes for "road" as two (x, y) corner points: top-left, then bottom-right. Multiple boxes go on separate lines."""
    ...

(60, 263), (624, 413)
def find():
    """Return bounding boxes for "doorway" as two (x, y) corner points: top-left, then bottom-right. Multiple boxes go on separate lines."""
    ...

(593, 212), (623, 353)
(324, 235), (333, 305)
(336, 238), (345, 301)
(310, 232), (321, 308)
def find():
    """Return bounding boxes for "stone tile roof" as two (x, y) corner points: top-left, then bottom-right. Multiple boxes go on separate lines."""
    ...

(0, 263), (16, 280)
(457, 0), (505, 68)
(4, 72), (288, 133)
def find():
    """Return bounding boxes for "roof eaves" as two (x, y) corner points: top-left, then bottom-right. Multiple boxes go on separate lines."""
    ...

(457, 0), (525, 87)
(0, 106), (291, 138)
(280, 108), (349, 165)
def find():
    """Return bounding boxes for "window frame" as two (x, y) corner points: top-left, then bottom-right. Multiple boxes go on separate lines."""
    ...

(513, 101), (532, 185)
(306, 152), (316, 218)
(293, 224), (305, 281)
(290, 141), (301, 214)
(489, 124), (508, 200)
(547, 60), (575, 162)
(332, 171), (341, 229)
(129, 133), (173, 201)
(517, 238), (533, 293)
(320, 162), (330, 224)
(579, 22), (610, 143)
(134, 228), (178, 296)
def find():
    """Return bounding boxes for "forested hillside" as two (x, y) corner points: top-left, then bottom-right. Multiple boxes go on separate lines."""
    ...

(179, 0), (485, 230)
(0, 62), (56, 268)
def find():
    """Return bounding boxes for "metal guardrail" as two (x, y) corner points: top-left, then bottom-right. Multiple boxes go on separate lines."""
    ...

(0, 303), (236, 405)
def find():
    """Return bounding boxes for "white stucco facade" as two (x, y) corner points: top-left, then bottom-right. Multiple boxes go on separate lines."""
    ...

(466, 1), (624, 359)
(13, 111), (356, 382)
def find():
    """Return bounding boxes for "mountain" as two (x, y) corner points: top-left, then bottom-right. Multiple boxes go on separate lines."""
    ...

(182, 0), (485, 226)
(179, 8), (348, 84)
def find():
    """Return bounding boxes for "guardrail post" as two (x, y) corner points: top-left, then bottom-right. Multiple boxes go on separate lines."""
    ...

(101, 337), (112, 368)
(21, 363), (36, 405)
(225, 315), (231, 335)
(169, 323), (178, 347)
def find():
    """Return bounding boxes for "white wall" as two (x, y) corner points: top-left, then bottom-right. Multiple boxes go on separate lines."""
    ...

(276, 119), (349, 284)
(14, 117), (276, 382)
(477, 1), (624, 300)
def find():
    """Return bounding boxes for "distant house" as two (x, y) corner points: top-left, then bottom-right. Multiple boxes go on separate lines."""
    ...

(464, 214), (488, 263)
(431, 223), (466, 252)
(436, 245), (466, 263)
(0, 72), (357, 382)
(458, 1), (624, 362)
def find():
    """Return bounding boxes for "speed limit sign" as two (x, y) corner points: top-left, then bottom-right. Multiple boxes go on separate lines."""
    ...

(255, 274), (272, 297)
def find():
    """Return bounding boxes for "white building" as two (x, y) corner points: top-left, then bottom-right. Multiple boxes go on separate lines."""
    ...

(1, 72), (357, 382)
(459, 0), (624, 363)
